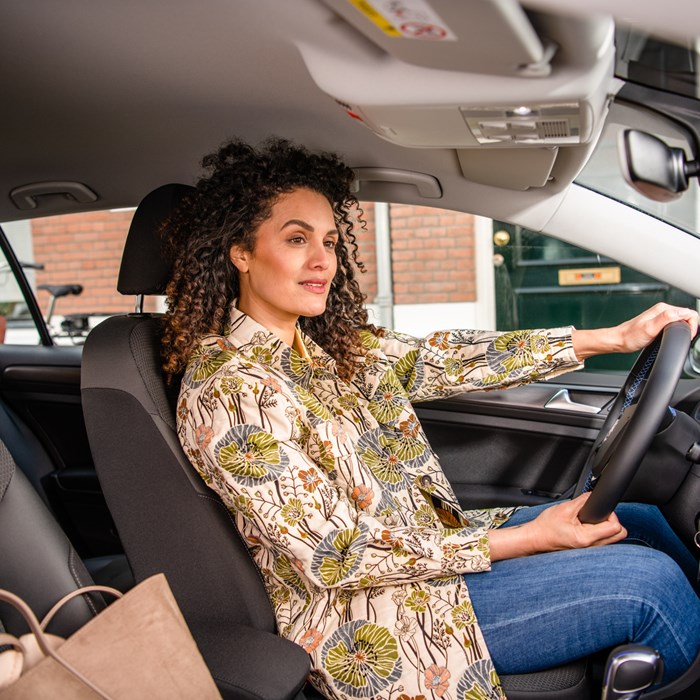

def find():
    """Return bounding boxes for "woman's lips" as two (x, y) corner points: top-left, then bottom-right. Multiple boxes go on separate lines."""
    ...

(300, 280), (327, 294)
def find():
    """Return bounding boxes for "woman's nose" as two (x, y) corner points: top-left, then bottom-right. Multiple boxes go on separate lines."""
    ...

(308, 240), (330, 269)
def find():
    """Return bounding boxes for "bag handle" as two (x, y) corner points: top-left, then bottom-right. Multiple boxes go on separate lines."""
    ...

(0, 585), (123, 699)
(0, 590), (54, 658)
(38, 585), (122, 631)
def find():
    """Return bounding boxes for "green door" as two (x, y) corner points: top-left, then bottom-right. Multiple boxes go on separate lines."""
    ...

(493, 222), (696, 371)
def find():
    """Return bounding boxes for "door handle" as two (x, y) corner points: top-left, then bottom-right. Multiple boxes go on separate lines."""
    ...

(545, 389), (602, 414)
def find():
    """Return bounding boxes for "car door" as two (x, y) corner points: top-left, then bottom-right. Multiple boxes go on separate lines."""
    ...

(427, 222), (697, 512)
(356, 198), (700, 513)
(414, 373), (613, 510)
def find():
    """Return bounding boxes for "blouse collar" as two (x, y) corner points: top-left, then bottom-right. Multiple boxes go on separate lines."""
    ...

(223, 304), (336, 385)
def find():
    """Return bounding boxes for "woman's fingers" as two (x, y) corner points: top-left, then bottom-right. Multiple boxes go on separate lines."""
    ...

(617, 303), (699, 353)
(529, 494), (626, 551)
(491, 495), (629, 559)
(571, 304), (698, 360)
(570, 494), (627, 546)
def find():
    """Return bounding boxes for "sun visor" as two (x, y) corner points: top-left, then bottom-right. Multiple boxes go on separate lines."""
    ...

(320, 0), (554, 77)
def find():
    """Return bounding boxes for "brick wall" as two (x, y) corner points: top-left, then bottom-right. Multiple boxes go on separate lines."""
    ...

(29, 202), (478, 319)
(31, 209), (159, 317)
(391, 204), (476, 304)
(356, 202), (476, 306)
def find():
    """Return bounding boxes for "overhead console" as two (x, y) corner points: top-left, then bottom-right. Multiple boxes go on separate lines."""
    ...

(299, 0), (616, 190)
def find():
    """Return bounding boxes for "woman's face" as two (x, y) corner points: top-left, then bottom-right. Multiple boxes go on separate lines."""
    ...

(230, 187), (339, 343)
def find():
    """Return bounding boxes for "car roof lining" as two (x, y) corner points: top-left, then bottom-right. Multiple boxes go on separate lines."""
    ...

(2, 0), (698, 297)
(1, 0), (619, 224)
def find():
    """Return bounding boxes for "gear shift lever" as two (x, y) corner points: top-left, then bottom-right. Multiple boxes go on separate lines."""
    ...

(601, 645), (663, 700)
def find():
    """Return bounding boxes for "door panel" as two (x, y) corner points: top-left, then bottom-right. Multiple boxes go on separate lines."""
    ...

(415, 378), (618, 509)
(416, 370), (700, 512)
(0, 345), (121, 558)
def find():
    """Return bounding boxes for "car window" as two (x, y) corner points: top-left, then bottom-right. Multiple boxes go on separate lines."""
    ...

(0, 219), (42, 344)
(3, 202), (697, 374)
(355, 201), (496, 337)
(357, 201), (699, 374)
(0, 209), (141, 346)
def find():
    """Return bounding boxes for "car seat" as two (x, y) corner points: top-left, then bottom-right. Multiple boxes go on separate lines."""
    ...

(81, 185), (310, 700)
(80, 184), (592, 700)
(0, 395), (133, 593)
(0, 437), (105, 638)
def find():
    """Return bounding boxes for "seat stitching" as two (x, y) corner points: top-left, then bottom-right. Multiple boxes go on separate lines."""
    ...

(67, 548), (98, 616)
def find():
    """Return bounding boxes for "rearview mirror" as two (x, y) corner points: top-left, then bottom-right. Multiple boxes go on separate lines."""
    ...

(618, 129), (699, 202)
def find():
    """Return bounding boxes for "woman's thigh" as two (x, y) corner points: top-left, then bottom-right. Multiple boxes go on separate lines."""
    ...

(465, 543), (700, 682)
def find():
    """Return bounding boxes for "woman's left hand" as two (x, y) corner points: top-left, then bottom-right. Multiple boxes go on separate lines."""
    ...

(614, 303), (699, 353)
(572, 303), (699, 360)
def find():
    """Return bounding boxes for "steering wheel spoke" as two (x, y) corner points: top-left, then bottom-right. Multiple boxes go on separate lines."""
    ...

(591, 405), (638, 478)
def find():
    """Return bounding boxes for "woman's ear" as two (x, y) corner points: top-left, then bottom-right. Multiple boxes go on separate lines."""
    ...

(229, 245), (249, 273)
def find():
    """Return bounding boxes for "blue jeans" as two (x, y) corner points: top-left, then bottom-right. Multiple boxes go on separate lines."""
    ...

(465, 503), (700, 683)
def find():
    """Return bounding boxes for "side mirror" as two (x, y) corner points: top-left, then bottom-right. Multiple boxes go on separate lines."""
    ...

(618, 129), (700, 202)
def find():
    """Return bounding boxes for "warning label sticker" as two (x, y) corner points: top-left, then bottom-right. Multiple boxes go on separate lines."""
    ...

(347, 0), (457, 41)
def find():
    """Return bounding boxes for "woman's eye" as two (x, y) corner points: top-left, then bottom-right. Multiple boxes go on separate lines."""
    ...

(324, 240), (337, 249)
(288, 236), (305, 245)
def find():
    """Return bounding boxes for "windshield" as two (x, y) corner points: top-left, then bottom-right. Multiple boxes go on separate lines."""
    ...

(615, 27), (698, 99)
(577, 28), (700, 236)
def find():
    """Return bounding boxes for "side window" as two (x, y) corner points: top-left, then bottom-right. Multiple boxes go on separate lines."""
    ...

(355, 202), (698, 374)
(491, 223), (698, 372)
(0, 209), (153, 346)
(355, 202), (496, 337)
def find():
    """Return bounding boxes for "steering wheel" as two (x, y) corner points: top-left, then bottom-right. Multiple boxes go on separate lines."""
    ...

(577, 320), (692, 524)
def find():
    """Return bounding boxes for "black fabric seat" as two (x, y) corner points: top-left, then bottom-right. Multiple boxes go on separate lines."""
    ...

(80, 184), (592, 700)
(0, 438), (105, 638)
(81, 185), (310, 700)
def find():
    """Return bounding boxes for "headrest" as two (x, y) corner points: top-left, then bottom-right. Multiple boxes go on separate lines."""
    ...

(117, 183), (194, 296)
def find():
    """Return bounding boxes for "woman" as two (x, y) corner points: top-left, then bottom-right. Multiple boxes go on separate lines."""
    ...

(162, 138), (700, 700)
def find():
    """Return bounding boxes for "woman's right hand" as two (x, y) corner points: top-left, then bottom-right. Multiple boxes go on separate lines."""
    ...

(488, 493), (627, 562)
(526, 493), (627, 551)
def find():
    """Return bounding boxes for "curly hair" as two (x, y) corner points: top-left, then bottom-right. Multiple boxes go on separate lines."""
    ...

(161, 137), (381, 382)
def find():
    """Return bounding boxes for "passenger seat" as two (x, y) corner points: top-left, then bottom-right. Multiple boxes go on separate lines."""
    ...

(0, 438), (105, 637)
(0, 396), (133, 592)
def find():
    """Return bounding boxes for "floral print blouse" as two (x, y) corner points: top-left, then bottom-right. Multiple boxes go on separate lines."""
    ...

(177, 306), (581, 700)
